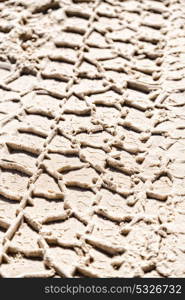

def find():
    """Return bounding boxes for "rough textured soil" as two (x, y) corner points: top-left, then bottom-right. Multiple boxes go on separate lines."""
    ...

(0, 0), (185, 278)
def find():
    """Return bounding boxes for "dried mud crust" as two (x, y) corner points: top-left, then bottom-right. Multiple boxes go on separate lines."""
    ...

(0, 0), (185, 278)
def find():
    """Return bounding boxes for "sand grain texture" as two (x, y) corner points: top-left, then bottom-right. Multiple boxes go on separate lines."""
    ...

(0, 0), (185, 278)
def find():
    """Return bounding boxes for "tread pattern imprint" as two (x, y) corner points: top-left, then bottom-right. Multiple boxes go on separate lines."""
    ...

(0, 0), (185, 278)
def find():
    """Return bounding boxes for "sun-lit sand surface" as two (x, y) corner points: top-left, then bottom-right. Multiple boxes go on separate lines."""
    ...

(0, 0), (185, 277)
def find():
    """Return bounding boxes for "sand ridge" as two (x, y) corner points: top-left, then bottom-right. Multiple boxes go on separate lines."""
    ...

(0, 0), (185, 277)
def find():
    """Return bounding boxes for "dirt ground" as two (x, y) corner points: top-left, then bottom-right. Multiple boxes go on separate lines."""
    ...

(0, 0), (185, 278)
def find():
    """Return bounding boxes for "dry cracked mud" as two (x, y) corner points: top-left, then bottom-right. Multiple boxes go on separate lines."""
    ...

(0, 0), (185, 278)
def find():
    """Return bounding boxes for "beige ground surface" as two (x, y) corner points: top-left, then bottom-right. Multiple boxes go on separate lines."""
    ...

(0, 0), (185, 278)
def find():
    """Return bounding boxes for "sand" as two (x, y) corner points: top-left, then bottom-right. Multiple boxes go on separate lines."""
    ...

(0, 0), (185, 278)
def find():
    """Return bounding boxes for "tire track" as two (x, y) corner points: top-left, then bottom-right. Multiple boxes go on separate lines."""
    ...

(0, 0), (185, 278)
